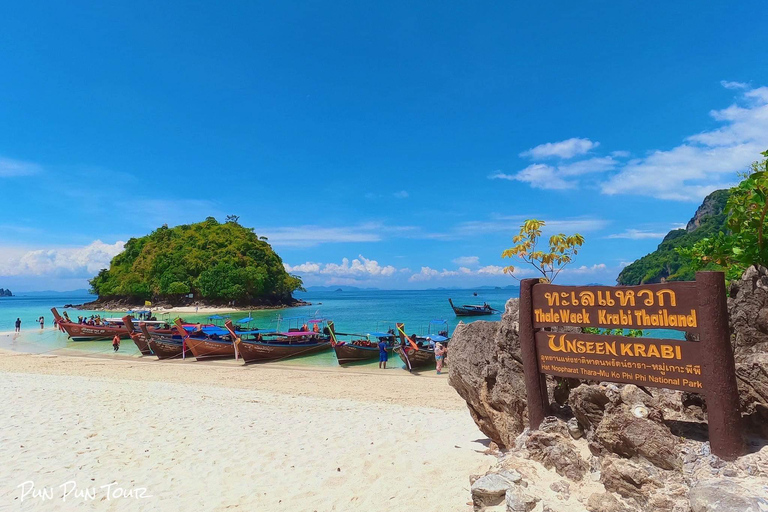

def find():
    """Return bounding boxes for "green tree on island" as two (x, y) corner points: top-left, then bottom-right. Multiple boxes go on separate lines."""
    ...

(89, 217), (303, 304)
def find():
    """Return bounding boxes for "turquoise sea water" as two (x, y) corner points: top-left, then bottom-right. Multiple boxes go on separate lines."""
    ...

(0, 288), (684, 368)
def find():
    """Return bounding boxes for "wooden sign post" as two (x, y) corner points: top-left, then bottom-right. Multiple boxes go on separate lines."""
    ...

(518, 271), (744, 460)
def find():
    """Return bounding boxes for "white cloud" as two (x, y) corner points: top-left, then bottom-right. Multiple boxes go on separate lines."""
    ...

(601, 84), (768, 201)
(611, 150), (631, 158)
(0, 240), (125, 277)
(605, 229), (668, 240)
(491, 157), (618, 190)
(285, 255), (399, 278)
(258, 224), (384, 247)
(477, 265), (506, 275)
(506, 164), (574, 190)
(409, 267), (454, 282)
(0, 157), (42, 177)
(566, 263), (608, 275)
(721, 80), (749, 90)
(393, 190), (409, 199)
(520, 138), (599, 160)
(452, 256), (480, 266)
(453, 216), (609, 237)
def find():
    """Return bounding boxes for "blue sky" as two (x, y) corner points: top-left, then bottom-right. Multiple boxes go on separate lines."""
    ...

(1, 2), (767, 291)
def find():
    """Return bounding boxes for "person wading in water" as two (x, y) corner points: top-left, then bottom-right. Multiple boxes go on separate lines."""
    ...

(112, 334), (120, 352)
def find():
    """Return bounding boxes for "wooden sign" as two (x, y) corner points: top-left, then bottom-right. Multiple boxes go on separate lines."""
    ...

(517, 272), (743, 460)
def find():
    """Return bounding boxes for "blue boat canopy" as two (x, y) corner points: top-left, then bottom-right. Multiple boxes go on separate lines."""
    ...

(236, 317), (253, 323)
(208, 315), (228, 320)
(426, 334), (449, 342)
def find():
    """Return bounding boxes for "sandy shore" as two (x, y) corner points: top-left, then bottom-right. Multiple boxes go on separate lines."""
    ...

(0, 350), (493, 511)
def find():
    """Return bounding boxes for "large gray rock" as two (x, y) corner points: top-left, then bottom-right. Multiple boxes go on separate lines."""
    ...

(593, 403), (681, 470)
(505, 487), (537, 512)
(586, 492), (636, 512)
(688, 478), (768, 512)
(524, 430), (588, 481)
(448, 299), (530, 448)
(470, 471), (521, 509)
(600, 456), (663, 503)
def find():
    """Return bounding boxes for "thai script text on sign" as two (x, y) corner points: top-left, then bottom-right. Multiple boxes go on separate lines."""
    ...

(531, 282), (700, 332)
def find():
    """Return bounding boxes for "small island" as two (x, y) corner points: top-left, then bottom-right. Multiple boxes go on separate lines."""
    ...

(81, 217), (307, 310)
(0, 288), (12, 297)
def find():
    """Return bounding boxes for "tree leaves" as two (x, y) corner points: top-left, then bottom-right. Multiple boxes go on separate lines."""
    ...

(501, 219), (585, 283)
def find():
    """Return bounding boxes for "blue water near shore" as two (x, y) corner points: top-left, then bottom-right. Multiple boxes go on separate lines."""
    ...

(0, 287), (684, 367)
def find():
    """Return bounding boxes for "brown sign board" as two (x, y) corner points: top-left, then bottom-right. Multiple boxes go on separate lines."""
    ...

(517, 272), (744, 460)
(535, 331), (704, 392)
(532, 282), (700, 332)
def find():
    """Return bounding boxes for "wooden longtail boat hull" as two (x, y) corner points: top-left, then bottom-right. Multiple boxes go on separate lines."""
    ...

(129, 332), (153, 355)
(147, 338), (192, 360)
(394, 346), (436, 371)
(448, 299), (495, 317)
(184, 337), (236, 360)
(237, 340), (331, 363)
(333, 343), (391, 365)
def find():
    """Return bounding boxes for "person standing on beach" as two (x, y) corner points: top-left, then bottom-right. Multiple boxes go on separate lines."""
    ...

(378, 338), (388, 369)
(112, 334), (120, 352)
(15, 318), (21, 332)
(434, 342), (446, 374)
(39, 316), (44, 329)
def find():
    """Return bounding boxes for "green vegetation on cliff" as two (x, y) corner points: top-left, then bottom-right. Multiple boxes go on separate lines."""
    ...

(616, 189), (730, 285)
(89, 217), (303, 304)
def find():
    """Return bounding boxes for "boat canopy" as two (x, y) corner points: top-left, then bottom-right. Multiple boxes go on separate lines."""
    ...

(426, 334), (449, 342)
(280, 331), (316, 337)
(208, 315), (229, 320)
(236, 317), (254, 324)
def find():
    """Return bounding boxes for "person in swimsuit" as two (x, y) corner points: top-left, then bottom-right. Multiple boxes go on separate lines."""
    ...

(435, 342), (446, 374)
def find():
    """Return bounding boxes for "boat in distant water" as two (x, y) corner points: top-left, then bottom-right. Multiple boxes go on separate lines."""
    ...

(448, 298), (498, 317)
(224, 319), (331, 363)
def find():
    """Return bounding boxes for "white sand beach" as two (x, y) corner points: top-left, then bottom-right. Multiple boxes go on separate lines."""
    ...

(0, 350), (493, 511)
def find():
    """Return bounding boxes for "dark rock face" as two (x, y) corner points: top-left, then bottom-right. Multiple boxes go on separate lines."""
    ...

(569, 384), (609, 432)
(524, 429), (588, 481)
(729, 265), (768, 356)
(686, 190), (728, 232)
(448, 299), (529, 448)
(593, 403), (681, 470)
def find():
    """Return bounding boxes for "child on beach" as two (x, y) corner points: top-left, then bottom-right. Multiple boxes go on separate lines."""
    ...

(15, 318), (21, 332)
(112, 334), (120, 352)
(435, 342), (446, 374)
(378, 338), (388, 369)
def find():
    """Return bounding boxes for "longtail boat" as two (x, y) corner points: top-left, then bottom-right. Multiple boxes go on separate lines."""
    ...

(330, 322), (396, 365)
(51, 307), (131, 341)
(173, 319), (237, 361)
(224, 320), (331, 364)
(139, 322), (191, 360)
(123, 316), (152, 355)
(448, 298), (498, 317)
(393, 322), (450, 372)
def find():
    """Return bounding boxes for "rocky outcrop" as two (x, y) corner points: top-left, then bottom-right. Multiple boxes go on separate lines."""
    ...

(686, 189), (729, 232)
(729, 265), (768, 356)
(448, 299), (529, 448)
(451, 276), (768, 510)
(688, 478), (768, 511)
(0, 288), (12, 297)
